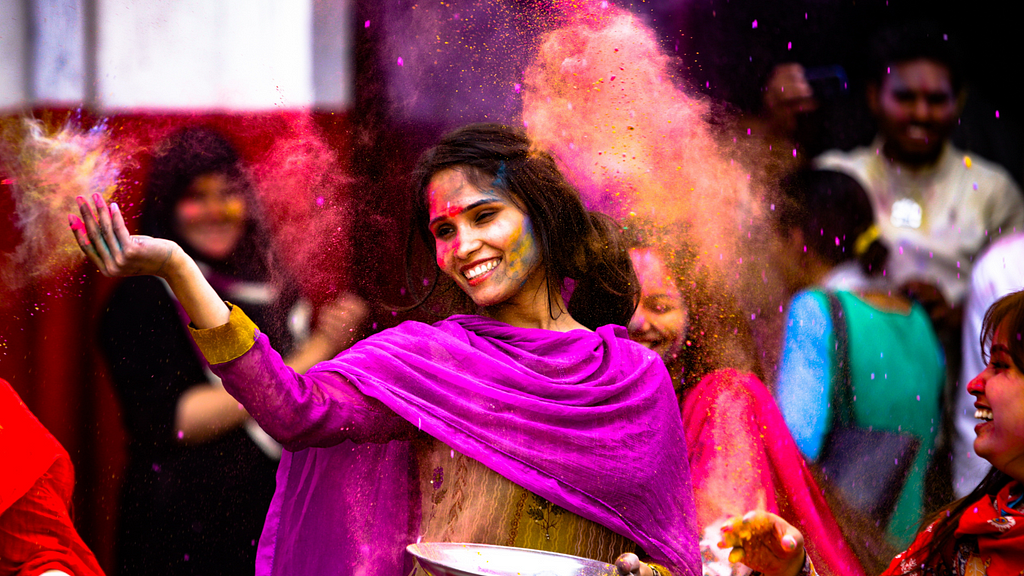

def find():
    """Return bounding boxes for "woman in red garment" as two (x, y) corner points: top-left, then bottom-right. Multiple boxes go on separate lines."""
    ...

(625, 235), (866, 576)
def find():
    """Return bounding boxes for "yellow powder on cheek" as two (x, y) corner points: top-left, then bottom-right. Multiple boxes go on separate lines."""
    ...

(504, 221), (537, 279)
(223, 197), (246, 221)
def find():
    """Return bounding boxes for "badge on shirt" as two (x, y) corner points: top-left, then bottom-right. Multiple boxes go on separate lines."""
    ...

(891, 198), (923, 229)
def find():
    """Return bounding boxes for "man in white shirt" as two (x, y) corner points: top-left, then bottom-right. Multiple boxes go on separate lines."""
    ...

(815, 24), (1024, 508)
(815, 27), (1024, 313)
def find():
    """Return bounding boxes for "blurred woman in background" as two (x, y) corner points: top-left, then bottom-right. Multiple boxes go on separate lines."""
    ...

(98, 127), (360, 575)
(772, 169), (945, 547)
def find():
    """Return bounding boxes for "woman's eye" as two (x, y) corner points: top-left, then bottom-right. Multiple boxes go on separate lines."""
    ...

(433, 225), (454, 239)
(476, 210), (497, 223)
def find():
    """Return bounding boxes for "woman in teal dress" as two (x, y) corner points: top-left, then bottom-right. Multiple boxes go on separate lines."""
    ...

(772, 169), (946, 548)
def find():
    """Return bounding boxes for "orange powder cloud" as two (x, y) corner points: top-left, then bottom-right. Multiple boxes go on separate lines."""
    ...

(523, 4), (787, 375)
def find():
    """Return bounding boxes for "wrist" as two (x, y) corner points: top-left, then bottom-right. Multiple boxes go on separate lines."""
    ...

(156, 243), (189, 280)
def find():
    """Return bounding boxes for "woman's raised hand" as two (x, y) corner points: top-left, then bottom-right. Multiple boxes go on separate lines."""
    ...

(69, 193), (182, 279)
(71, 193), (230, 329)
(718, 511), (806, 576)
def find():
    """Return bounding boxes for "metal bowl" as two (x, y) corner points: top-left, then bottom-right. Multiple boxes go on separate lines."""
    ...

(406, 542), (619, 576)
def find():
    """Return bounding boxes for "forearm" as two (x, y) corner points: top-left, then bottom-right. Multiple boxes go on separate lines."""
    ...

(213, 335), (412, 448)
(282, 293), (369, 372)
(160, 246), (231, 329)
(776, 293), (833, 460)
(283, 332), (339, 374)
(174, 384), (250, 444)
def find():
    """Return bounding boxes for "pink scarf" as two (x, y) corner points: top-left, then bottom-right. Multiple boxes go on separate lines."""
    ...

(681, 369), (865, 576)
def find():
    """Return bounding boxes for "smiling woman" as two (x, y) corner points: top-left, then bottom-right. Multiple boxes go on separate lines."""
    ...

(628, 247), (687, 364)
(426, 168), (545, 312)
(70, 123), (702, 576)
(410, 123), (639, 331)
(718, 289), (1024, 576)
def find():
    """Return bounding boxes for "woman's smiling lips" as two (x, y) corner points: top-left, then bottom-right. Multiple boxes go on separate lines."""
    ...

(975, 402), (994, 433)
(461, 257), (501, 285)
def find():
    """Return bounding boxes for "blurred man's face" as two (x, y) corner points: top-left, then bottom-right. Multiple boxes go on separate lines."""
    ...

(872, 59), (959, 166)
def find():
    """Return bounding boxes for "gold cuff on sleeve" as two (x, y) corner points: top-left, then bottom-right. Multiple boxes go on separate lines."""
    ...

(188, 302), (259, 364)
(648, 563), (672, 576)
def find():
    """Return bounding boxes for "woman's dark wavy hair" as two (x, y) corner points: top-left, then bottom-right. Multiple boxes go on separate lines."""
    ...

(900, 289), (1024, 571)
(141, 126), (275, 282)
(408, 123), (638, 330)
(775, 169), (889, 276)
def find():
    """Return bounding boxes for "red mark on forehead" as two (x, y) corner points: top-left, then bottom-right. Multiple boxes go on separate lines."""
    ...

(439, 203), (466, 219)
(429, 199), (499, 228)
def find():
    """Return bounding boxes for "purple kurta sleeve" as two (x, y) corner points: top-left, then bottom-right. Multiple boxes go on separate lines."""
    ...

(192, 305), (416, 450)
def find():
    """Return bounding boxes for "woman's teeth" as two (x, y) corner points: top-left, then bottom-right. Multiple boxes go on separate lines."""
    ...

(465, 259), (499, 280)
(975, 408), (993, 421)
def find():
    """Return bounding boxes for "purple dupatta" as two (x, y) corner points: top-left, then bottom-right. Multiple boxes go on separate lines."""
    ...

(216, 314), (700, 575)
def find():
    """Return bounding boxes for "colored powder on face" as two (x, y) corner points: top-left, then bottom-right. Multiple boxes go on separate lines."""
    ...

(503, 215), (539, 283)
(0, 117), (137, 293)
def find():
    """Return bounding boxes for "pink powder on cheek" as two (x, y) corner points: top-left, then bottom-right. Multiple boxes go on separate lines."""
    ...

(435, 238), (459, 270)
(176, 201), (204, 222)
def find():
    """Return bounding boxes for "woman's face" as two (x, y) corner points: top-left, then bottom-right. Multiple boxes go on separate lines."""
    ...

(628, 248), (688, 362)
(174, 172), (247, 262)
(967, 325), (1024, 477)
(427, 168), (542, 308)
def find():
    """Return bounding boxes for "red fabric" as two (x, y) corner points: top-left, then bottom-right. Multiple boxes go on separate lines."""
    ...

(882, 483), (1024, 575)
(0, 379), (104, 576)
(955, 481), (1024, 575)
(0, 380), (63, 515)
(881, 526), (930, 575)
(681, 369), (865, 576)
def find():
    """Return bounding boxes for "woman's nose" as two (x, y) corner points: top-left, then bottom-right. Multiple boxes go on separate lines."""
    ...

(628, 310), (650, 333)
(455, 230), (482, 259)
(966, 372), (987, 396)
